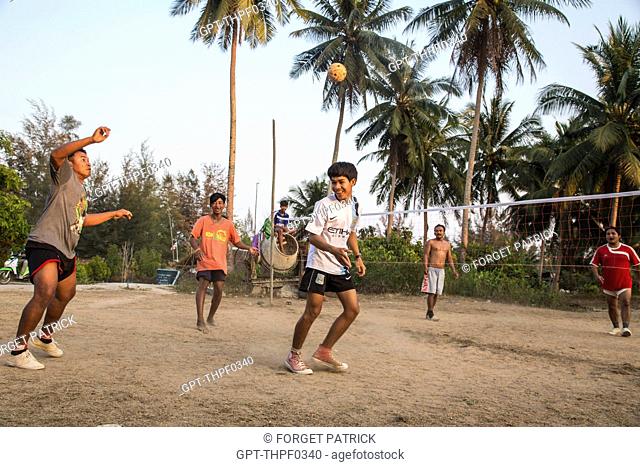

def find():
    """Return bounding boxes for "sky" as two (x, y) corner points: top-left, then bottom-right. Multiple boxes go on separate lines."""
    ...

(1, 0), (639, 238)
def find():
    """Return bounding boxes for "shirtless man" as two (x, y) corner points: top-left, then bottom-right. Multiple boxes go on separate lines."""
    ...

(423, 224), (459, 321)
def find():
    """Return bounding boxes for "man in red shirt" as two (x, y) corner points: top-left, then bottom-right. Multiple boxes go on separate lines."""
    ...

(189, 193), (258, 333)
(590, 226), (640, 337)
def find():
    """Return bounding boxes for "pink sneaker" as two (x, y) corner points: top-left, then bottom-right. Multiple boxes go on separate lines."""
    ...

(284, 351), (313, 375)
(312, 346), (348, 372)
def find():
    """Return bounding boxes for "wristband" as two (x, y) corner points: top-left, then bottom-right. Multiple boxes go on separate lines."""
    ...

(355, 254), (361, 259)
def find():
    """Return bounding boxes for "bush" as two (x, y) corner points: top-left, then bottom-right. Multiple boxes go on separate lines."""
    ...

(105, 244), (122, 280)
(134, 247), (161, 279)
(354, 233), (424, 293)
(86, 256), (111, 282)
(76, 263), (91, 284)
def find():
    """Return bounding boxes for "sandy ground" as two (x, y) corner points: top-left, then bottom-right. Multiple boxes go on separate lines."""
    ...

(0, 284), (638, 427)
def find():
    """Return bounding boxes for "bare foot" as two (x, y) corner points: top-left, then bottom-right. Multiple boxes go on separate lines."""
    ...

(197, 322), (209, 334)
(207, 316), (216, 326)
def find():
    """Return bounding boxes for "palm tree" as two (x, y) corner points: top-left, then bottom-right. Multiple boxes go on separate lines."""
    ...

(406, 0), (591, 260)
(395, 118), (466, 243)
(348, 54), (460, 237)
(290, 0), (412, 172)
(170, 0), (302, 219)
(466, 96), (544, 241)
(287, 176), (329, 217)
(538, 17), (640, 226)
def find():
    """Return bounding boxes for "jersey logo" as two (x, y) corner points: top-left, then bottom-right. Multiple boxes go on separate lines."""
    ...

(327, 226), (350, 236)
(315, 273), (325, 285)
(205, 231), (215, 238)
(215, 230), (228, 242)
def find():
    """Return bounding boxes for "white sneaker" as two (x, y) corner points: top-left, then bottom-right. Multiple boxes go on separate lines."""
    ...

(31, 336), (64, 357)
(6, 350), (45, 370)
(622, 328), (632, 337)
(608, 327), (621, 336)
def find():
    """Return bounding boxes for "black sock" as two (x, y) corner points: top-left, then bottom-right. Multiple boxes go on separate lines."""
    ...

(623, 322), (629, 329)
(426, 310), (434, 318)
(612, 322), (619, 328)
(11, 348), (28, 356)
(39, 335), (53, 344)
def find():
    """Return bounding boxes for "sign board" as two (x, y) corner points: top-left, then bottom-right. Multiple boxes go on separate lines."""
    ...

(156, 268), (180, 285)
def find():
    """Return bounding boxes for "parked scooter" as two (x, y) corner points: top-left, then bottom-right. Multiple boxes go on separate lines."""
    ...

(0, 252), (29, 284)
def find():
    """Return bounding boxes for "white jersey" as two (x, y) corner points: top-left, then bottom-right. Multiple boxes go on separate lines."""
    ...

(305, 194), (359, 275)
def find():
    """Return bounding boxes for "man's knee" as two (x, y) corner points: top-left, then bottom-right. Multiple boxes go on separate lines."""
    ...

(344, 304), (360, 319)
(304, 303), (322, 320)
(213, 282), (224, 295)
(56, 287), (76, 304)
(33, 283), (57, 305)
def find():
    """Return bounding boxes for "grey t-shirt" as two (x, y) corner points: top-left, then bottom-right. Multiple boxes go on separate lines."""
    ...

(28, 158), (88, 259)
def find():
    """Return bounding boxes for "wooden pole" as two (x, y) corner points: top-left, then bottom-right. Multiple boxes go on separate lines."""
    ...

(270, 119), (276, 305)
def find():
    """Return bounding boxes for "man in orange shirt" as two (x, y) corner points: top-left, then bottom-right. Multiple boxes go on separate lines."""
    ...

(190, 193), (258, 333)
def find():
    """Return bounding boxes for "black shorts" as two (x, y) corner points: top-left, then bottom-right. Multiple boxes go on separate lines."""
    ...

(196, 270), (226, 282)
(299, 268), (355, 295)
(25, 241), (76, 284)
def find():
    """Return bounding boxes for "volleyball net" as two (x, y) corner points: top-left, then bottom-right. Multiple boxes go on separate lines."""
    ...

(350, 190), (640, 293)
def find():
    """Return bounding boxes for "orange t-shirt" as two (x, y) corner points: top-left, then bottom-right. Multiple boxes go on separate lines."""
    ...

(191, 216), (240, 274)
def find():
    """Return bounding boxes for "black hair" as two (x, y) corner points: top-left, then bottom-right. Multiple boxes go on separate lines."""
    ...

(68, 148), (87, 159)
(209, 192), (226, 205)
(434, 224), (445, 231)
(280, 199), (289, 207)
(605, 225), (621, 236)
(328, 161), (357, 181)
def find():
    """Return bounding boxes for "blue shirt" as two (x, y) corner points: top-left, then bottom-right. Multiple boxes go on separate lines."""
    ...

(274, 211), (290, 227)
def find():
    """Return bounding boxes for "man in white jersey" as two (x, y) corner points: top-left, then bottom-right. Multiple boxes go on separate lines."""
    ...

(284, 162), (366, 374)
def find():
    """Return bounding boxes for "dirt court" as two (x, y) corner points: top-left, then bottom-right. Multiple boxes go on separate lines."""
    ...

(0, 284), (638, 427)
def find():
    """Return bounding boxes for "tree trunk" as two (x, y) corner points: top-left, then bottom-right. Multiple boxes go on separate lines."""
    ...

(538, 238), (545, 286)
(460, 62), (486, 262)
(327, 86), (347, 195)
(610, 171), (622, 226)
(423, 188), (429, 247)
(226, 26), (239, 220)
(386, 142), (398, 239)
(552, 203), (565, 292)
(480, 206), (492, 244)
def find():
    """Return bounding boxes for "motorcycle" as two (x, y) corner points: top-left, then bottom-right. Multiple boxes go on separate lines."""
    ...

(0, 253), (30, 284)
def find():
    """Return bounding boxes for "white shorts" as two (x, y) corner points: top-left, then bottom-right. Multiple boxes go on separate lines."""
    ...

(427, 267), (445, 295)
(603, 288), (631, 297)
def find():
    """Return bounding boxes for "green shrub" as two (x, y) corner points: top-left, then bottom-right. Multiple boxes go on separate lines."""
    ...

(353, 233), (425, 293)
(86, 256), (111, 282)
(76, 263), (91, 284)
(134, 247), (161, 279)
(105, 244), (122, 280)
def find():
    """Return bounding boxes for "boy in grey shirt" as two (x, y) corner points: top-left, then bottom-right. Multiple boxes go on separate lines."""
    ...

(7, 126), (133, 370)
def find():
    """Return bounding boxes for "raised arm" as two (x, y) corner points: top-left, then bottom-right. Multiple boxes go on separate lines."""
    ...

(51, 126), (110, 169)
(84, 209), (132, 227)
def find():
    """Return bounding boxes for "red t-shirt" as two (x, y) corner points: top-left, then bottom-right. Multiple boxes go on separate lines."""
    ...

(191, 216), (240, 274)
(590, 243), (640, 291)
